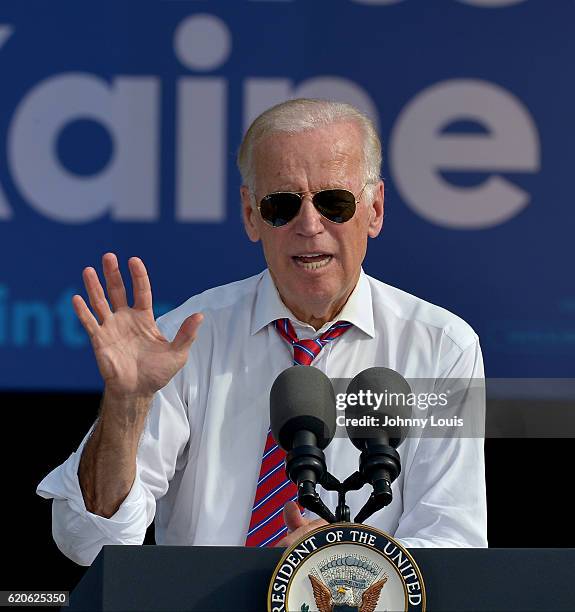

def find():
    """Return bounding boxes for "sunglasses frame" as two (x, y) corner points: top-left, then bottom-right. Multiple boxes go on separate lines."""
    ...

(255, 183), (370, 228)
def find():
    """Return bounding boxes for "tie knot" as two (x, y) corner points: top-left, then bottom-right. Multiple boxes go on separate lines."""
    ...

(273, 318), (352, 366)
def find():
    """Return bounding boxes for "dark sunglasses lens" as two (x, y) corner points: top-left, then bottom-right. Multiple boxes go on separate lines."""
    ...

(260, 193), (301, 227)
(313, 189), (356, 223)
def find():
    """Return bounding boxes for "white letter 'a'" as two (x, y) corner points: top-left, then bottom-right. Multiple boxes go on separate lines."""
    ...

(8, 73), (159, 223)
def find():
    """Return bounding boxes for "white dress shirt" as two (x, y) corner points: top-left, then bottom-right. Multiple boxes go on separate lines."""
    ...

(37, 269), (487, 566)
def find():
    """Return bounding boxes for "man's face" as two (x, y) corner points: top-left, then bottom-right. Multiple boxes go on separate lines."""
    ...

(241, 121), (384, 324)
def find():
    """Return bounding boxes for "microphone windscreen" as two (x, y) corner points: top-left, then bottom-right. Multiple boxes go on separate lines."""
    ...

(270, 366), (337, 450)
(345, 367), (412, 449)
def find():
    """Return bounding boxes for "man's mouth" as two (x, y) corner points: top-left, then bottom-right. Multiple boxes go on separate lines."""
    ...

(291, 253), (333, 270)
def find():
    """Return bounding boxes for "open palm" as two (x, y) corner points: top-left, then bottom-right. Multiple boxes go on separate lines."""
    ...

(72, 253), (203, 397)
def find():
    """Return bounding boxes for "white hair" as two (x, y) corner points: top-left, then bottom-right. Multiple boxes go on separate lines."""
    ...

(237, 98), (382, 194)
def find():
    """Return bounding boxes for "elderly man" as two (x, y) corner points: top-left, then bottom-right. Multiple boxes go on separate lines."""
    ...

(37, 99), (487, 566)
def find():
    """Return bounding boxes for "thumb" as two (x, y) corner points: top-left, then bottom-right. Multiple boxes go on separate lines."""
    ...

(170, 312), (204, 353)
(283, 501), (306, 533)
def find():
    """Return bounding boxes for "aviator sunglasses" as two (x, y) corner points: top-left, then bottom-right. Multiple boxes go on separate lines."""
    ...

(256, 183), (370, 228)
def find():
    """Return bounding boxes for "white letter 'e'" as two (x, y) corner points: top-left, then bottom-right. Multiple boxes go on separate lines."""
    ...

(390, 79), (540, 229)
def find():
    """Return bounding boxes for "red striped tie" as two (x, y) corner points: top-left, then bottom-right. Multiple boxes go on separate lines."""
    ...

(245, 318), (352, 547)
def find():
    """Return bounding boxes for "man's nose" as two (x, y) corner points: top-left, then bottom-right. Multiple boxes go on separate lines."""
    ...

(293, 196), (324, 236)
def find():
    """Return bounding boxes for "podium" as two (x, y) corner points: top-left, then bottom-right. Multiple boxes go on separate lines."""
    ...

(69, 545), (575, 611)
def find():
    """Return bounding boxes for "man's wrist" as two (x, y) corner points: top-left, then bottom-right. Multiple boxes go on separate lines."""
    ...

(101, 388), (154, 421)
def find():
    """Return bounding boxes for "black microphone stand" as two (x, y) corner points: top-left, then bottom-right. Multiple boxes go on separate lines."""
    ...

(286, 441), (400, 524)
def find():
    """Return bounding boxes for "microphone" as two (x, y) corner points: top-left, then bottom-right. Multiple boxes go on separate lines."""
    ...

(345, 367), (411, 523)
(270, 366), (338, 523)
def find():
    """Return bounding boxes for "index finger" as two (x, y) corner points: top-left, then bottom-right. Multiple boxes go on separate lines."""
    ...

(128, 257), (153, 311)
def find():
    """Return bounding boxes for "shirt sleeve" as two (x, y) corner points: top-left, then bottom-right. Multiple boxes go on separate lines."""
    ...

(394, 336), (488, 548)
(36, 364), (192, 566)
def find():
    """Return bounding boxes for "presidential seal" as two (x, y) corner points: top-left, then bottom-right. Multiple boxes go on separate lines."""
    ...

(267, 524), (425, 612)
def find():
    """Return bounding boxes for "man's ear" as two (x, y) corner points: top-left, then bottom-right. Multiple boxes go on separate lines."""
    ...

(241, 185), (260, 243)
(367, 180), (384, 239)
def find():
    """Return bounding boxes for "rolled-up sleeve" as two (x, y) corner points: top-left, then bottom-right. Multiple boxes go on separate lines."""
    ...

(36, 350), (193, 566)
(37, 438), (150, 565)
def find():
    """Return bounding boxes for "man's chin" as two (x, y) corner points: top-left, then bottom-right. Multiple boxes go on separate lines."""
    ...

(283, 282), (346, 316)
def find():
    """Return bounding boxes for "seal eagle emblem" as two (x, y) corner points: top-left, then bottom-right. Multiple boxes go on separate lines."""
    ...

(309, 570), (388, 612)
(267, 524), (425, 611)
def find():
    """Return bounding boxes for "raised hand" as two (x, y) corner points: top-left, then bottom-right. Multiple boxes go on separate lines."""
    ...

(72, 252), (203, 398)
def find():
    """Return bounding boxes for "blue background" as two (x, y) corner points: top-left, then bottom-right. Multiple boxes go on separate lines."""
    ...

(0, 0), (573, 389)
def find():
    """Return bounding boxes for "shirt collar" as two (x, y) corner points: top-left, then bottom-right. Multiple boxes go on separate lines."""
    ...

(251, 268), (375, 338)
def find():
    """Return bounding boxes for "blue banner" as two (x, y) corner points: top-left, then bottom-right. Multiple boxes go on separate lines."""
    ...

(0, 0), (573, 389)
